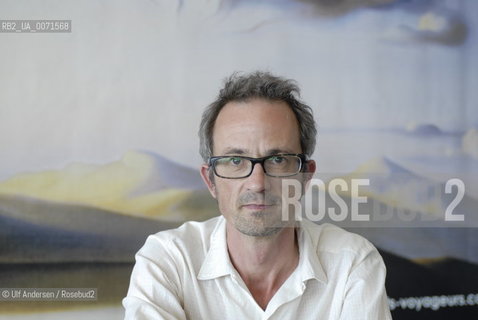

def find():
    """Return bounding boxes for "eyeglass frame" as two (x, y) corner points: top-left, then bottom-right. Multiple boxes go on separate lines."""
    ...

(207, 153), (308, 179)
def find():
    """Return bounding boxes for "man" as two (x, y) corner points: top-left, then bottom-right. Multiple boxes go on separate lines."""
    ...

(123, 71), (392, 319)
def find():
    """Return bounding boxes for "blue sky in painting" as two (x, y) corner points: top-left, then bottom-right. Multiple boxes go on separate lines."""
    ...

(0, 0), (477, 180)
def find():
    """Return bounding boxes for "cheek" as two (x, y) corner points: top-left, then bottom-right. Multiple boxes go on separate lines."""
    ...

(274, 177), (307, 200)
(266, 178), (290, 197)
(214, 181), (239, 207)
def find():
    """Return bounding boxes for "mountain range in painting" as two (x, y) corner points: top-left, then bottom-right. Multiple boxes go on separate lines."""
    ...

(0, 150), (477, 318)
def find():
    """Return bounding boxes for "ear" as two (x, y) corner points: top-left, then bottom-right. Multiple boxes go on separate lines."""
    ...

(200, 164), (217, 199)
(303, 160), (316, 190)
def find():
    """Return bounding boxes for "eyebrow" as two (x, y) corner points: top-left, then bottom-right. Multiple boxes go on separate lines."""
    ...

(222, 148), (247, 155)
(266, 149), (294, 155)
(220, 148), (295, 156)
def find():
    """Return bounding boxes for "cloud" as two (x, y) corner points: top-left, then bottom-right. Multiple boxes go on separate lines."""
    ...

(405, 122), (442, 135)
(382, 9), (467, 46)
(295, 0), (398, 16)
(291, 0), (467, 45)
(462, 129), (478, 159)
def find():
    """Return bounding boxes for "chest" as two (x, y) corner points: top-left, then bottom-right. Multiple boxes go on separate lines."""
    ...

(181, 276), (344, 320)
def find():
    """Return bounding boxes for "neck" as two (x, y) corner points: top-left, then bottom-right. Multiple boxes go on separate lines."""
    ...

(226, 222), (299, 310)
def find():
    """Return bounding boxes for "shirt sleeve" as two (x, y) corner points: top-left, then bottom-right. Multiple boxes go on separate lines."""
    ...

(339, 246), (392, 320)
(123, 235), (187, 320)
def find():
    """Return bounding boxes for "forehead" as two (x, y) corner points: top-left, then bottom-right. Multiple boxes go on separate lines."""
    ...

(212, 98), (301, 155)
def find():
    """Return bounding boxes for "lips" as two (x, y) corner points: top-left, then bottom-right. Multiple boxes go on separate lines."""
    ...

(238, 193), (281, 209)
(242, 204), (274, 210)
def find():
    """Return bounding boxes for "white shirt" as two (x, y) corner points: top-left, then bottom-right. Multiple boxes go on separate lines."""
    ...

(123, 216), (392, 320)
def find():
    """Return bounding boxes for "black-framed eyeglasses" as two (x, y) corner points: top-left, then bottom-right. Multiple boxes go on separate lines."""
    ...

(208, 153), (307, 179)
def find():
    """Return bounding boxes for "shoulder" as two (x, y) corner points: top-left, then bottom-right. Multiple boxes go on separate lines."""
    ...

(150, 216), (220, 242)
(301, 219), (378, 258)
(137, 216), (222, 262)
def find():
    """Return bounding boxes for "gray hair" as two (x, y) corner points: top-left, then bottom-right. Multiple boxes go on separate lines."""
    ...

(198, 71), (317, 162)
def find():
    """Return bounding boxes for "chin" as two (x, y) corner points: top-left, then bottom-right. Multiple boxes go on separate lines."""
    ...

(238, 226), (282, 238)
(233, 216), (288, 238)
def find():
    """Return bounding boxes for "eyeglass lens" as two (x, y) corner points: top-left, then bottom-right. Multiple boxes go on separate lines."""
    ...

(214, 155), (302, 178)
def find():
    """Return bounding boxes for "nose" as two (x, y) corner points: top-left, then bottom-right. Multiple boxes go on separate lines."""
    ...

(245, 162), (267, 192)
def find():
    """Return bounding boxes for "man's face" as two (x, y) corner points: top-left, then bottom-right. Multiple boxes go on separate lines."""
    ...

(200, 98), (314, 237)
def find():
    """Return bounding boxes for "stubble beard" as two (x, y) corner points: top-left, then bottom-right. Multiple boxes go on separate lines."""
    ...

(217, 189), (291, 238)
(232, 211), (284, 237)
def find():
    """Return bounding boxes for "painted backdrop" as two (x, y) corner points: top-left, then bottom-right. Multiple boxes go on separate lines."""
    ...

(1, 0), (477, 319)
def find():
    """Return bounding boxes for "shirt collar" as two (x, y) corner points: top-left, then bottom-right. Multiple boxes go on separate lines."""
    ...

(197, 216), (328, 285)
(197, 216), (235, 280)
(296, 219), (328, 285)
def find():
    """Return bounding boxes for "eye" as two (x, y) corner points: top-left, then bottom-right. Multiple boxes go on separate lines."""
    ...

(269, 156), (286, 164)
(229, 157), (243, 166)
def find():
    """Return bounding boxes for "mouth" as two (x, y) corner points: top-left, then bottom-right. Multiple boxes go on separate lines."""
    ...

(241, 204), (274, 210)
